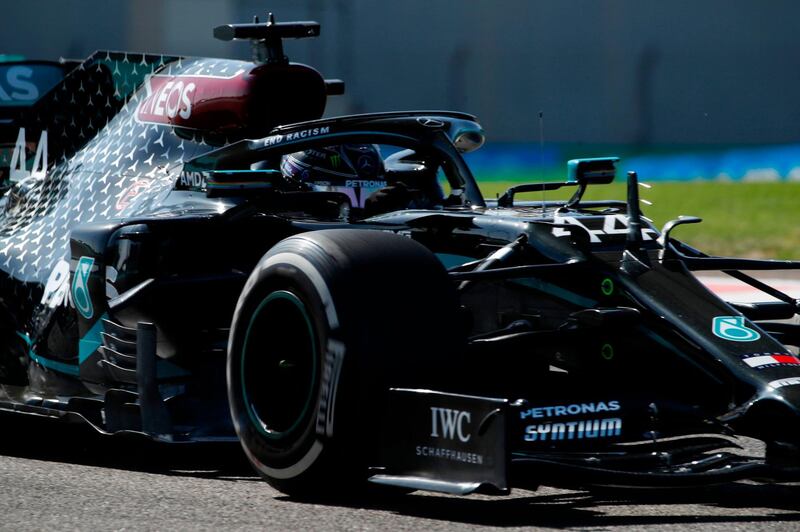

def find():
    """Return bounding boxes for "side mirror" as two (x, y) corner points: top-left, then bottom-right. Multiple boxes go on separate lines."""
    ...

(567, 157), (619, 185)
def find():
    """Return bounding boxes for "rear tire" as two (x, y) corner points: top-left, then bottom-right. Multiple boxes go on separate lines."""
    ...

(227, 229), (462, 496)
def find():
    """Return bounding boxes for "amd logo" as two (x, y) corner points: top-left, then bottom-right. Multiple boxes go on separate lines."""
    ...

(430, 407), (471, 442)
(178, 171), (207, 189)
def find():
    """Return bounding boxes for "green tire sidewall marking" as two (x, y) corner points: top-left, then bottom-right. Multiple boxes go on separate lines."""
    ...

(600, 278), (614, 297)
(601, 343), (614, 360)
(241, 290), (318, 440)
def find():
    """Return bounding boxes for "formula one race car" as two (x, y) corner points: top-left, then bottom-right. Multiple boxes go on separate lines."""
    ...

(1, 15), (800, 497)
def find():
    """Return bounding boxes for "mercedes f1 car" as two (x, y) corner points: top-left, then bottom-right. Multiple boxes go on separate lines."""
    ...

(1, 15), (800, 497)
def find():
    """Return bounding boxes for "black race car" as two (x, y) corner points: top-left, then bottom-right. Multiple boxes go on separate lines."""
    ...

(1, 15), (800, 497)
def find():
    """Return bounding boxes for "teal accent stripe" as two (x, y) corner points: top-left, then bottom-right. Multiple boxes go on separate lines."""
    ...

(16, 331), (80, 377)
(79, 313), (107, 363)
(29, 352), (80, 377)
(513, 278), (597, 307)
(16, 331), (31, 347)
(19, 318), (186, 380)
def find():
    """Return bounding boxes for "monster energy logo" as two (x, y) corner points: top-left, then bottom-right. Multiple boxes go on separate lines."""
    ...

(329, 154), (341, 167)
(71, 256), (95, 319)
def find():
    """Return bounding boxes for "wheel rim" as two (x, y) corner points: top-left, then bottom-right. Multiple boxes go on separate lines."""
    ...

(241, 290), (318, 440)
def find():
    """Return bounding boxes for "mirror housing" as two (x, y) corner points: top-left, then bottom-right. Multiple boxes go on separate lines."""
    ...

(567, 157), (619, 185)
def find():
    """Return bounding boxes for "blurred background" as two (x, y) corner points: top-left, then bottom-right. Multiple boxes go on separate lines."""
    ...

(1, 0), (799, 256)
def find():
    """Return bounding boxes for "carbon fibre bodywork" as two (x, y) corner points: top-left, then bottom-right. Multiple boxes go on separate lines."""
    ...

(2, 17), (800, 494)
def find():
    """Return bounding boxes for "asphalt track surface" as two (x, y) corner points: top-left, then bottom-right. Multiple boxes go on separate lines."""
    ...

(1, 413), (799, 531)
(3, 274), (800, 531)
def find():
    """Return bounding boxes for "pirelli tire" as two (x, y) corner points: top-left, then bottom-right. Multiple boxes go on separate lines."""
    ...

(227, 229), (462, 496)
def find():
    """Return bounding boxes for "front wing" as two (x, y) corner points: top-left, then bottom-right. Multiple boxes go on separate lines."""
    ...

(370, 389), (800, 494)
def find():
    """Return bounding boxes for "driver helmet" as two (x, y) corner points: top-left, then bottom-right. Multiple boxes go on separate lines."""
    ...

(280, 144), (387, 208)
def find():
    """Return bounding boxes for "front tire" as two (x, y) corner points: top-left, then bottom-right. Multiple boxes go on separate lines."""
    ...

(227, 229), (462, 496)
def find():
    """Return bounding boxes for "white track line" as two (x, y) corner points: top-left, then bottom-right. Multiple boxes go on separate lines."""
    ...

(697, 274), (800, 303)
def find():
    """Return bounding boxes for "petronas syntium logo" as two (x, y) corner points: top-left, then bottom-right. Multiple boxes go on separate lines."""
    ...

(71, 256), (95, 319)
(712, 316), (760, 342)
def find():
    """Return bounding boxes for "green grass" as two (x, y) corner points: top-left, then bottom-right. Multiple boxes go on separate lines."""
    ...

(477, 180), (800, 259)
